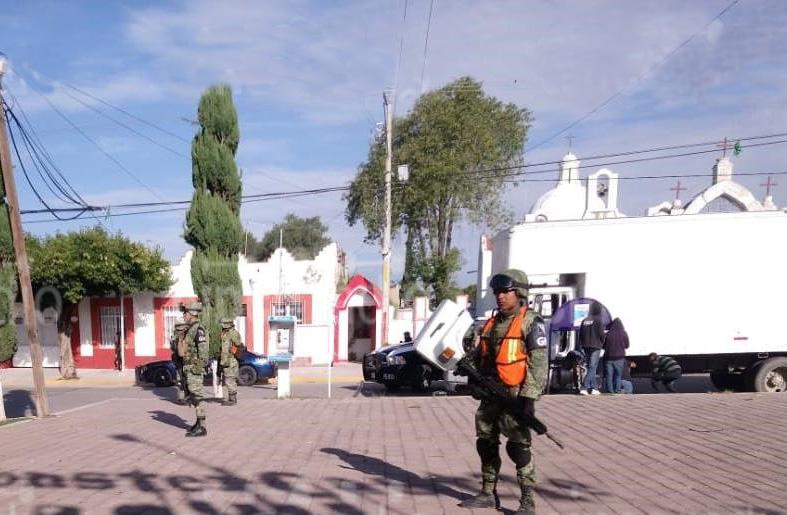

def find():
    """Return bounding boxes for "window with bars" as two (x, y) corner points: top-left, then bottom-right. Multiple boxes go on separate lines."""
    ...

(162, 305), (183, 348)
(271, 299), (304, 324)
(99, 306), (121, 348)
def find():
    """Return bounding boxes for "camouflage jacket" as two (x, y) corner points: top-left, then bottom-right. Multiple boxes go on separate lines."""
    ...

(183, 321), (209, 372)
(465, 308), (548, 400)
(220, 328), (242, 367)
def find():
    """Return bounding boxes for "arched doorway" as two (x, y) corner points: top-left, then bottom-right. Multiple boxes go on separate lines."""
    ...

(334, 275), (383, 363)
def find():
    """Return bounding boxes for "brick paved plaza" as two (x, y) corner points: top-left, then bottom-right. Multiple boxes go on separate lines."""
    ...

(1, 391), (785, 515)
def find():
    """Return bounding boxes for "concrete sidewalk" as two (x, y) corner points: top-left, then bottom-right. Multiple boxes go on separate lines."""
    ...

(1, 390), (786, 514)
(0, 362), (363, 388)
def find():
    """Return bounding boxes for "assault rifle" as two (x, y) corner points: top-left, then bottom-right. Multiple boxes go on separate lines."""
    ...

(456, 356), (564, 449)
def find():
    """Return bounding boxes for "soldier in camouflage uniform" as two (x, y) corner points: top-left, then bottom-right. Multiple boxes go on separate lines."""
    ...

(182, 301), (209, 437)
(169, 321), (190, 405)
(460, 269), (548, 515)
(219, 318), (242, 406)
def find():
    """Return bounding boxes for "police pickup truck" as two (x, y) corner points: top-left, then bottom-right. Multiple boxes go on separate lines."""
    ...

(362, 341), (447, 392)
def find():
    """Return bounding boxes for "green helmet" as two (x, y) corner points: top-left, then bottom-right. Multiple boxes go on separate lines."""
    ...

(220, 318), (234, 327)
(489, 269), (529, 298)
(184, 301), (203, 315)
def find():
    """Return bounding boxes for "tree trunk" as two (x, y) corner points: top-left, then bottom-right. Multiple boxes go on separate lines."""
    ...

(0, 371), (6, 421)
(58, 304), (78, 380)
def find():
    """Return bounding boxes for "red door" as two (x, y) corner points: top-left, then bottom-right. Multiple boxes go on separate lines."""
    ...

(90, 298), (134, 369)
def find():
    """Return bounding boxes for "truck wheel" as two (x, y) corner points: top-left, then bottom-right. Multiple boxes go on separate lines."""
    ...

(154, 369), (173, 387)
(413, 365), (432, 392)
(751, 357), (787, 393)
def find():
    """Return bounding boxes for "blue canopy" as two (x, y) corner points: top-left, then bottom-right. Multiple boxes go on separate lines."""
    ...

(548, 297), (612, 332)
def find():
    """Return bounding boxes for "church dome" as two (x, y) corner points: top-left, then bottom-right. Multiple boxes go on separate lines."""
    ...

(529, 182), (605, 222)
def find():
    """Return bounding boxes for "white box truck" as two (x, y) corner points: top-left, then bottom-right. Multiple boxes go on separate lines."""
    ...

(476, 210), (787, 393)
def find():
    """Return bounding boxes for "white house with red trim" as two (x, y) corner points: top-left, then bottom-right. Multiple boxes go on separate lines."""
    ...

(10, 241), (474, 369)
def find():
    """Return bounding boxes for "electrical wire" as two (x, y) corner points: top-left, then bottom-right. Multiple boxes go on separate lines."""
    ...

(419, 0), (435, 94)
(527, 0), (741, 152)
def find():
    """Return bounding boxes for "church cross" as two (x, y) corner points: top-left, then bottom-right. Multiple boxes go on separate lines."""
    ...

(670, 180), (687, 201)
(565, 133), (575, 150)
(716, 137), (731, 158)
(761, 176), (778, 197)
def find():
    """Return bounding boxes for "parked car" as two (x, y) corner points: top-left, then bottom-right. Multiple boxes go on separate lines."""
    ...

(135, 350), (277, 387)
(362, 342), (446, 391)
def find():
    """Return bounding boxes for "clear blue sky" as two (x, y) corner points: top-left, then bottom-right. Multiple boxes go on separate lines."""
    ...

(3, 0), (787, 287)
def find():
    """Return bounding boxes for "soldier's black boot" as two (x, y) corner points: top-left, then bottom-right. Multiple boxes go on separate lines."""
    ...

(514, 485), (536, 515)
(459, 480), (499, 509)
(186, 417), (207, 437)
(222, 393), (237, 406)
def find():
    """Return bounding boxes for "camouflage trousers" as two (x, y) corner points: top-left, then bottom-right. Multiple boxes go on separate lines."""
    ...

(185, 369), (206, 419)
(223, 359), (238, 397)
(475, 398), (535, 487)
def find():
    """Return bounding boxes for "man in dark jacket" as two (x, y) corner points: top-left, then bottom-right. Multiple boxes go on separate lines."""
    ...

(578, 302), (605, 395)
(649, 353), (682, 393)
(603, 318), (629, 394)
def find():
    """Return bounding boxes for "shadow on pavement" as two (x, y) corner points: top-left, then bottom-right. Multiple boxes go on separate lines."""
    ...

(147, 410), (191, 430)
(320, 447), (471, 502)
(3, 388), (36, 418)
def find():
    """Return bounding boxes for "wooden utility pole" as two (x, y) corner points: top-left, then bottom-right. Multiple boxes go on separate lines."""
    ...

(381, 91), (393, 350)
(0, 63), (50, 417)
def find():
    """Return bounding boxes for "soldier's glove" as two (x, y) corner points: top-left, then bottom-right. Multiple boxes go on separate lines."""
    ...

(520, 397), (536, 419)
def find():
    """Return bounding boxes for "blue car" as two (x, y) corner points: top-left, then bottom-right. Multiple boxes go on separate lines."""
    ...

(135, 350), (277, 387)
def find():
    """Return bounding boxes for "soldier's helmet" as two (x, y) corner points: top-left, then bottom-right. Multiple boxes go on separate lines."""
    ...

(220, 318), (234, 327)
(184, 301), (203, 315)
(489, 269), (529, 299)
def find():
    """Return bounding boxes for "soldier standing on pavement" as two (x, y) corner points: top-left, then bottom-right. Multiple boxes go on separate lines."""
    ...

(182, 302), (209, 437)
(219, 318), (242, 406)
(460, 269), (548, 515)
(169, 322), (190, 405)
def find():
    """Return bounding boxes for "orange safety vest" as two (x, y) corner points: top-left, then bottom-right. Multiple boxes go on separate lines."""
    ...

(479, 307), (529, 387)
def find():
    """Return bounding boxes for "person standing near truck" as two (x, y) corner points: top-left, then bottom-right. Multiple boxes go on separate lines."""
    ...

(649, 353), (682, 393)
(602, 318), (629, 394)
(460, 269), (548, 515)
(170, 321), (190, 405)
(578, 301), (605, 395)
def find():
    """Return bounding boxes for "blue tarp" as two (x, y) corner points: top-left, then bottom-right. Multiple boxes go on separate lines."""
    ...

(548, 297), (612, 332)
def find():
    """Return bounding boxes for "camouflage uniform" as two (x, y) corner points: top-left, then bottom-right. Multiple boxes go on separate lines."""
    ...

(219, 318), (242, 406)
(170, 322), (190, 404)
(461, 269), (548, 515)
(183, 302), (209, 436)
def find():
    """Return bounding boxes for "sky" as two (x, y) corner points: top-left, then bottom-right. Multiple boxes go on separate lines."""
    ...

(3, 0), (787, 288)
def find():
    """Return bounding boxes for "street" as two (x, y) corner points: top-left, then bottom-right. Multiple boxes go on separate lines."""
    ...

(1, 385), (786, 514)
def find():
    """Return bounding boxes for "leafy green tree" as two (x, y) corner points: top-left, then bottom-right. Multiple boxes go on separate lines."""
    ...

(346, 77), (531, 304)
(0, 175), (17, 365)
(184, 84), (243, 356)
(27, 228), (172, 378)
(250, 214), (331, 262)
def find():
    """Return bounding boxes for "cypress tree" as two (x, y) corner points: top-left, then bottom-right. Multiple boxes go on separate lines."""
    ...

(184, 85), (243, 357)
(0, 175), (17, 365)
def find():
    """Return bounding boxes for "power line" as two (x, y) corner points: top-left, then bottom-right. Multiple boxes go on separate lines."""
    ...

(15, 66), (189, 144)
(419, 0), (435, 94)
(53, 85), (187, 158)
(527, 0), (741, 152)
(38, 91), (168, 202)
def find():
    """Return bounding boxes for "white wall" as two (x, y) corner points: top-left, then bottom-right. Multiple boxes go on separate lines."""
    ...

(133, 293), (156, 357)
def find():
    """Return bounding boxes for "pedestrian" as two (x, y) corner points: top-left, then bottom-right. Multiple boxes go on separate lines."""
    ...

(114, 331), (122, 371)
(219, 318), (242, 406)
(602, 318), (629, 394)
(578, 301), (605, 395)
(459, 269), (547, 515)
(169, 321), (190, 405)
(182, 301), (209, 437)
(402, 331), (413, 344)
(564, 348), (586, 394)
(649, 352), (682, 393)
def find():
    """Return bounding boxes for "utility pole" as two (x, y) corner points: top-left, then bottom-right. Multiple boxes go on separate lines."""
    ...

(0, 56), (49, 416)
(381, 90), (393, 350)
